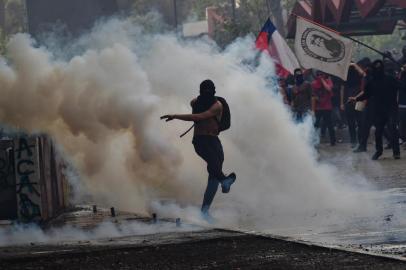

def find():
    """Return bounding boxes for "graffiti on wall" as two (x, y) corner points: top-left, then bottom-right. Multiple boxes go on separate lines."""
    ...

(14, 138), (41, 222)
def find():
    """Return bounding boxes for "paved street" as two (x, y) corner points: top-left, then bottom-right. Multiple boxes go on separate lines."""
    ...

(1, 229), (406, 270)
(2, 141), (406, 269)
(318, 140), (406, 189)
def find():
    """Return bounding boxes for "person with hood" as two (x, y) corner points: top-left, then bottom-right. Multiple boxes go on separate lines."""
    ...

(291, 68), (312, 122)
(341, 62), (366, 148)
(161, 79), (236, 220)
(349, 60), (400, 160)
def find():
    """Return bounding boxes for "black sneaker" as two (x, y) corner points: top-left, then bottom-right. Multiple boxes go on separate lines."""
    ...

(372, 152), (382, 160)
(221, 172), (236, 193)
(394, 154), (401, 160)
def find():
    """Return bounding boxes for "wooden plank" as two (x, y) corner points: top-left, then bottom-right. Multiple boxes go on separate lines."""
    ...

(38, 137), (49, 220)
(42, 137), (54, 220)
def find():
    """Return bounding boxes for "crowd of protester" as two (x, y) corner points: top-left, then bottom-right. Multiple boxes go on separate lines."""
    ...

(278, 46), (406, 160)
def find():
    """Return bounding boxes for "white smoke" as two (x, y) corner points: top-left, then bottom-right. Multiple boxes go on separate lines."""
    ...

(0, 219), (200, 247)
(0, 17), (396, 245)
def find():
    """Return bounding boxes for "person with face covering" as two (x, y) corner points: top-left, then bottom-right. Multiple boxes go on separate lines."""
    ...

(291, 68), (312, 122)
(161, 80), (236, 220)
(312, 71), (336, 146)
(349, 60), (400, 160)
(341, 62), (366, 148)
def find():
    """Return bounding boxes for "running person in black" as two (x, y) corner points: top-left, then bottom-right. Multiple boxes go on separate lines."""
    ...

(161, 80), (236, 219)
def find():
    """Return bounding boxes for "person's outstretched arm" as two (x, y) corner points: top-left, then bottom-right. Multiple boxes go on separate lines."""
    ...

(161, 102), (221, 122)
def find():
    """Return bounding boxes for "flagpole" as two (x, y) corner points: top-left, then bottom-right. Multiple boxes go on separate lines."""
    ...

(343, 35), (398, 65)
(291, 13), (400, 66)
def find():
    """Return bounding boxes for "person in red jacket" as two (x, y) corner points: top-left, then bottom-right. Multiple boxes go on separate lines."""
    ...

(312, 71), (336, 146)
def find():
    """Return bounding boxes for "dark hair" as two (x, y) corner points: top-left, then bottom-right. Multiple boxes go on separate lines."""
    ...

(357, 57), (371, 69)
(294, 68), (302, 74)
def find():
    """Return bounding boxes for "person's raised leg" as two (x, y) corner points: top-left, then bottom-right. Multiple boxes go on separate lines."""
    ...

(206, 137), (236, 193)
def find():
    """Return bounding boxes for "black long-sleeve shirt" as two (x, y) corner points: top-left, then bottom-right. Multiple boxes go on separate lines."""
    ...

(356, 74), (399, 114)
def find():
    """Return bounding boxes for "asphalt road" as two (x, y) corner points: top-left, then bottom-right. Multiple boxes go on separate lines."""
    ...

(2, 141), (406, 269)
(1, 231), (406, 270)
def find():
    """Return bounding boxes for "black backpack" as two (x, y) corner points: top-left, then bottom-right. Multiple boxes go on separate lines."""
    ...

(216, 96), (231, 132)
(181, 96), (231, 138)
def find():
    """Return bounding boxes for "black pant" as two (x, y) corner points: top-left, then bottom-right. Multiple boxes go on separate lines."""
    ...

(193, 135), (226, 180)
(332, 106), (345, 127)
(315, 110), (336, 144)
(345, 103), (363, 144)
(375, 112), (400, 155)
(294, 111), (307, 123)
(358, 107), (374, 150)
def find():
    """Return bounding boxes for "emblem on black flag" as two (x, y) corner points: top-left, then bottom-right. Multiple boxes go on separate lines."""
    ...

(301, 28), (345, 63)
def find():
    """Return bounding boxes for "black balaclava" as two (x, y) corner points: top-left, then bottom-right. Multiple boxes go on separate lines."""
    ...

(372, 60), (385, 79)
(357, 57), (371, 69)
(193, 79), (217, 114)
(294, 68), (304, 86)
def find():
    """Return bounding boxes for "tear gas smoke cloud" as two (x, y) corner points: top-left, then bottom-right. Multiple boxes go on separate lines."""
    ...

(0, 218), (200, 247)
(0, 17), (388, 240)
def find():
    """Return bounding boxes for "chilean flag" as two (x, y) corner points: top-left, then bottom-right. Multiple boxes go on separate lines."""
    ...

(256, 18), (300, 78)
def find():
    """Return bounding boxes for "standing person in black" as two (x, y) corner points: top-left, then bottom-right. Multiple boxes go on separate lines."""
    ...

(161, 80), (236, 220)
(341, 63), (366, 148)
(349, 60), (400, 160)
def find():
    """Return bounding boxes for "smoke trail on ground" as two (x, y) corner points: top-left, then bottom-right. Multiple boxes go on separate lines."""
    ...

(0, 17), (386, 240)
(0, 219), (200, 247)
